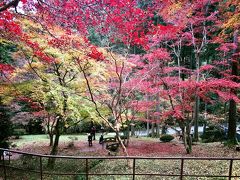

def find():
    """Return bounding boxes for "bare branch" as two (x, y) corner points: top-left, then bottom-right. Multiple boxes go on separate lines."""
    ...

(76, 59), (116, 131)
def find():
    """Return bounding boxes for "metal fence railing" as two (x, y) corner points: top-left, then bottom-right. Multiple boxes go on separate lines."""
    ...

(1, 148), (240, 180)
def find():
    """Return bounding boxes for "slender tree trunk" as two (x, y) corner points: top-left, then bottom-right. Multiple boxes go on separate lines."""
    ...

(180, 120), (192, 154)
(203, 122), (207, 135)
(147, 121), (150, 137)
(193, 96), (200, 141)
(193, 51), (200, 142)
(115, 130), (128, 155)
(126, 124), (130, 147)
(49, 134), (54, 147)
(161, 124), (167, 135)
(183, 122), (192, 154)
(47, 134), (60, 169)
(146, 112), (150, 136)
(46, 115), (54, 146)
(130, 110), (135, 137)
(115, 129), (132, 167)
(47, 123), (54, 146)
(156, 124), (160, 137)
(130, 124), (135, 137)
(47, 119), (61, 169)
(224, 102), (228, 121)
(115, 121), (129, 158)
(151, 122), (155, 137)
(202, 102), (207, 135)
(156, 93), (160, 138)
(146, 95), (150, 136)
(47, 67), (69, 168)
(227, 30), (239, 145)
(228, 99), (237, 144)
(185, 126), (192, 154)
(193, 0), (211, 142)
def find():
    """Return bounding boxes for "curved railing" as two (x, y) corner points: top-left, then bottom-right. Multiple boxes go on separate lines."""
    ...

(1, 148), (240, 180)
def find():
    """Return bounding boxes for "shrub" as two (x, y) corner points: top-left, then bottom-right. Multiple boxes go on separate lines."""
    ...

(26, 118), (44, 134)
(13, 128), (26, 139)
(160, 134), (174, 142)
(201, 125), (225, 143)
(67, 141), (75, 148)
(13, 128), (26, 136)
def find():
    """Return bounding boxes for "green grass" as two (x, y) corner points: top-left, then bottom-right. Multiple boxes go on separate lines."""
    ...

(11, 134), (103, 147)
(10, 132), (121, 148)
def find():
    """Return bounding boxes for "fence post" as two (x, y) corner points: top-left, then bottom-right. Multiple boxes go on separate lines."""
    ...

(132, 158), (136, 180)
(228, 159), (233, 180)
(180, 158), (184, 180)
(86, 158), (89, 180)
(3, 152), (7, 180)
(39, 156), (43, 180)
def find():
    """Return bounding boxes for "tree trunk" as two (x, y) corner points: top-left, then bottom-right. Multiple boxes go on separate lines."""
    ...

(115, 129), (132, 167)
(183, 124), (192, 154)
(145, 110), (150, 137)
(146, 95), (150, 136)
(130, 109), (135, 137)
(156, 93), (160, 138)
(130, 122), (135, 137)
(49, 134), (54, 147)
(227, 29), (239, 145)
(202, 102), (207, 135)
(47, 119), (61, 169)
(193, 0), (211, 142)
(126, 124), (130, 147)
(161, 125), (167, 134)
(115, 130), (128, 156)
(151, 122), (155, 137)
(47, 123), (54, 147)
(180, 120), (192, 154)
(203, 122), (207, 135)
(228, 99), (237, 145)
(193, 50), (200, 142)
(46, 115), (54, 146)
(193, 96), (200, 142)
(146, 116), (150, 136)
(224, 102), (228, 121)
(47, 134), (60, 169)
(156, 124), (160, 137)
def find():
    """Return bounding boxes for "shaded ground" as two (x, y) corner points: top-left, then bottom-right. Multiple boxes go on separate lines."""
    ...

(2, 136), (240, 180)
(11, 136), (240, 158)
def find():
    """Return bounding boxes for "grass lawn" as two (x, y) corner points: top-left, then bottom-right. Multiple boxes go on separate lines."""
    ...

(11, 134), (86, 147)
(11, 133), (117, 148)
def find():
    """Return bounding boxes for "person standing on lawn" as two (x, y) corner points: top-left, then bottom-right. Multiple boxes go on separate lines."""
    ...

(88, 133), (92, 147)
(91, 126), (96, 140)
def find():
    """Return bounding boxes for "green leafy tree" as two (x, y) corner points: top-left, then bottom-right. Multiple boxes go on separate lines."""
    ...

(0, 40), (17, 64)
